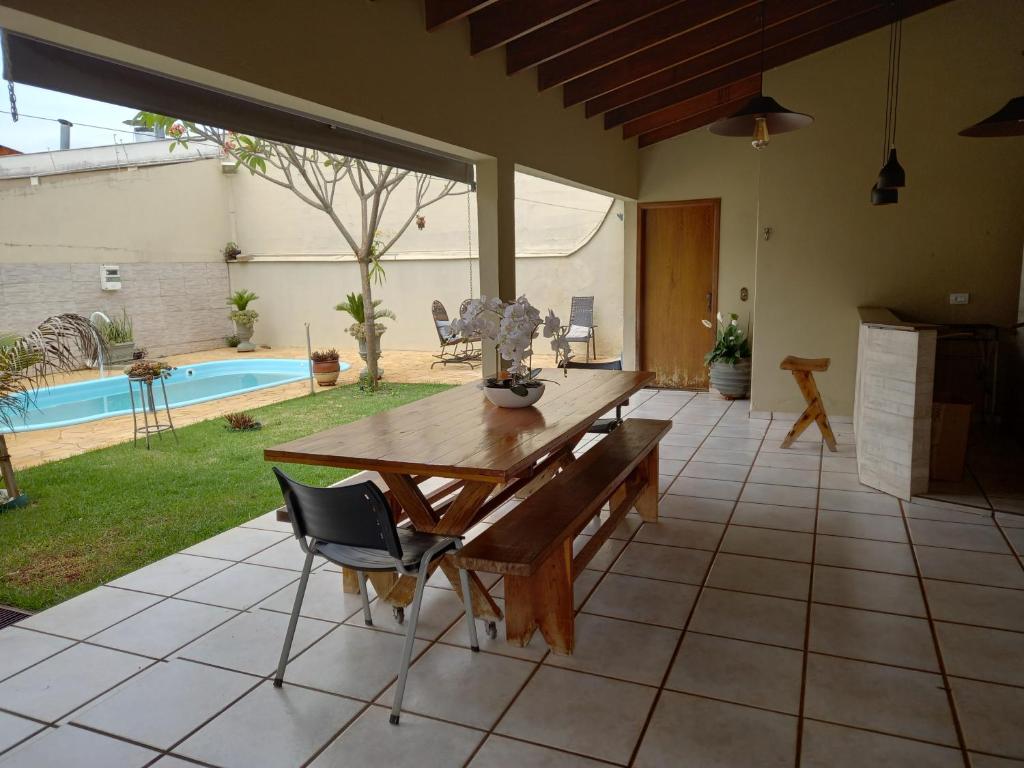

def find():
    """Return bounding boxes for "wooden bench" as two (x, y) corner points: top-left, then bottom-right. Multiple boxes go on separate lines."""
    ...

(453, 418), (671, 655)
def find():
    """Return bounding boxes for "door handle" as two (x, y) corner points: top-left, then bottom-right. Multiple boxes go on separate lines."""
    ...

(705, 292), (713, 312)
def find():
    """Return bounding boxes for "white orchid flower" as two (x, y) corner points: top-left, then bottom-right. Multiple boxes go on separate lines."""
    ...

(716, 311), (723, 322)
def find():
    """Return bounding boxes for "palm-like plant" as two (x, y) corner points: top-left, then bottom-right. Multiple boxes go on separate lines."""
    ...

(1, 314), (105, 505)
(335, 292), (396, 340)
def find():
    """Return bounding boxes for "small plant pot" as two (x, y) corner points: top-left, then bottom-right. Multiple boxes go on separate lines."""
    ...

(103, 341), (136, 366)
(484, 382), (545, 408)
(709, 359), (751, 399)
(234, 321), (256, 353)
(312, 359), (340, 387)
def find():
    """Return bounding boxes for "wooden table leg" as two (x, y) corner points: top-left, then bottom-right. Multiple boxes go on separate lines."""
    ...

(378, 474), (504, 621)
(634, 444), (659, 522)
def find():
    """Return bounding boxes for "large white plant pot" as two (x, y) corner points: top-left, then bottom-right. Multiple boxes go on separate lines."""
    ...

(484, 383), (545, 408)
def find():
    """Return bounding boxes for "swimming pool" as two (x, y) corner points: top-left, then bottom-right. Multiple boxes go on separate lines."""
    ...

(3, 358), (345, 432)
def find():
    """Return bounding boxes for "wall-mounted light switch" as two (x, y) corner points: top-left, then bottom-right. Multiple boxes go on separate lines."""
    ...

(949, 293), (970, 305)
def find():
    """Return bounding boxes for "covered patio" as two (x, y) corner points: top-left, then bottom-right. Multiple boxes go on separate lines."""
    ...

(1, 0), (1023, 765)
(3, 388), (1021, 767)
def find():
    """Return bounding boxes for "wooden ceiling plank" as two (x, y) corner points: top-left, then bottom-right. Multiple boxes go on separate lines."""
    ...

(635, 0), (955, 146)
(622, 74), (762, 137)
(506, 0), (684, 74)
(470, 0), (599, 55)
(637, 97), (752, 147)
(589, 0), (842, 119)
(561, 5), (763, 104)
(538, 0), (758, 91)
(564, 0), (832, 106)
(425, 0), (500, 29)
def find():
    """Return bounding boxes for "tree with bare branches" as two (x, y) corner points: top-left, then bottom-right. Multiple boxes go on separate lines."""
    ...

(137, 112), (468, 388)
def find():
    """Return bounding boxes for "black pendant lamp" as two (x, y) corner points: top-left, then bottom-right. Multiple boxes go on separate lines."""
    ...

(959, 95), (1024, 137)
(871, 1), (906, 205)
(709, 1), (812, 149)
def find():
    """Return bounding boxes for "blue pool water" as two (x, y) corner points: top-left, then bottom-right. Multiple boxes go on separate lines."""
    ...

(3, 358), (346, 432)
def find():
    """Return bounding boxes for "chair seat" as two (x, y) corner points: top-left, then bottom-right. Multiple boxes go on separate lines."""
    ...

(564, 324), (593, 342)
(780, 356), (830, 372)
(315, 528), (455, 572)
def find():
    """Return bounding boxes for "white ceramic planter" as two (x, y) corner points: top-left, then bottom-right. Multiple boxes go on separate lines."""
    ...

(234, 320), (255, 353)
(483, 382), (545, 408)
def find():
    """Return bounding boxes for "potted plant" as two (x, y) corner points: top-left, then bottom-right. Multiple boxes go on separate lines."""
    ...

(227, 289), (259, 353)
(310, 348), (341, 387)
(450, 295), (573, 408)
(335, 292), (395, 382)
(222, 241), (242, 261)
(702, 312), (752, 399)
(98, 309), (136, 365)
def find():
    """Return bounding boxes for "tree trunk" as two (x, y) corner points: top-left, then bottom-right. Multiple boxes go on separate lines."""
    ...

(357, 257), (380, 389)
(0, 434), (19, 501)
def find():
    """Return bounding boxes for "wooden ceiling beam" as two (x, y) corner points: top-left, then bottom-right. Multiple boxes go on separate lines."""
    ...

(537, 0), (758, 91)
(637, 97), (752, 147)
(564, 0), (828, 107)
(506, 0), (684, 74)
(470, 0), (599, 55)
(589, 0), (841, 119)
(622, 74), (762, 137)
(635, 0), (955, 146)
(424, 0), (498, 30)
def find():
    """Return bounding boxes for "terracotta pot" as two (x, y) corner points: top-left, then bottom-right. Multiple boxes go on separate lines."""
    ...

(483, 382), (545, 408)
(312, 359), (340, 386)
(709, 358), (751, 399)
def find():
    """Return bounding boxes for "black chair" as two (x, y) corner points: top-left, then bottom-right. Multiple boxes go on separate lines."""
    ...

(565, 358), (628, 434)
(271, 468), (479, 725)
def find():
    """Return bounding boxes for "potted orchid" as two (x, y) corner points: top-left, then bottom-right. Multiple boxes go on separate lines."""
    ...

(702, 312), (752, 399)
(450, 295), (574, 408)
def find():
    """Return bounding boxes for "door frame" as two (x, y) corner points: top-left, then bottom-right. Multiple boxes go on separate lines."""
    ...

(635, 198), (721, 380)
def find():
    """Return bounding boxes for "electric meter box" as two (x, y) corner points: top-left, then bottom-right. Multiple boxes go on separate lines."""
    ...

(101, 265), (122, 291)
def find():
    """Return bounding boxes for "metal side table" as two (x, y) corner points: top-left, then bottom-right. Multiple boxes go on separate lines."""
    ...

(128, 374), (177, 448)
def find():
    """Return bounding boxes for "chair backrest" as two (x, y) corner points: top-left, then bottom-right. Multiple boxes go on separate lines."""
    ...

(273, 468), (403, 559)
(432, 300), (452, 344)
(564, 358), (622, 370)
(569, 296), (595, 327)
(459, 298), (471, 316)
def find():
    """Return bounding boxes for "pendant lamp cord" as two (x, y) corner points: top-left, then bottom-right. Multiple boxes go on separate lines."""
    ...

(882, 0), (903, 161)
(759, 0), (767, 92)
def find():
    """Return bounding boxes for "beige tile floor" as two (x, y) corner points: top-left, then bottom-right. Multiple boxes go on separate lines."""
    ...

(5, 347), (488, 469)
(1, 389), (1023, 766)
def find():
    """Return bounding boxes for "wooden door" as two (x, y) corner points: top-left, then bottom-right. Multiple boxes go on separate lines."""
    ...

(638, 200), (719, 389)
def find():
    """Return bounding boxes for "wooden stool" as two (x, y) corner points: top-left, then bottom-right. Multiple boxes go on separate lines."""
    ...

(779, 356), (837, 452)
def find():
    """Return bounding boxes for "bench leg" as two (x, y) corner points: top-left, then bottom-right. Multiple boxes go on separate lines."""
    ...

(504, 538), (575, 654)
(635, 445), (659, 522)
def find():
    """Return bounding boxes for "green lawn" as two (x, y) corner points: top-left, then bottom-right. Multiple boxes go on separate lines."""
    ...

(0, 382), (452, 612)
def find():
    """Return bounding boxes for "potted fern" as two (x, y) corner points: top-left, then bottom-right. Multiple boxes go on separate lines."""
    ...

(227, 289), (259, 353)
(335, 292), (395, 382)
(702, 312), (752, 399)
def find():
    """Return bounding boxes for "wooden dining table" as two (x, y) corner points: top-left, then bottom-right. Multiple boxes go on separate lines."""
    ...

(264, 368), (655, 629)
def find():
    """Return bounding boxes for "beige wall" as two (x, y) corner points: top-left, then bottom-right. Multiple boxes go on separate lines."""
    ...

(637, 0), (1024, 416)
(228, 200), (625, 357)
(0, 0), (638, 200)
(0, 159), (232, 354)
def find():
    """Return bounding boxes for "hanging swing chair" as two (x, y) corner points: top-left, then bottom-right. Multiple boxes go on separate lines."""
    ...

(430, 186), (483, 369)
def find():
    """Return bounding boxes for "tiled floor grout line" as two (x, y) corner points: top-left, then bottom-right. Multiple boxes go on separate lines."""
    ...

(897, 497), (972, 768)
(625, 399), (764, 768)
(793, 436), (825, 767)
(460, 391), (702, 768)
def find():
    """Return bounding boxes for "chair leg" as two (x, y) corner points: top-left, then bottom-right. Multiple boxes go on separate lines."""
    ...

(454, 542), (479, 652)
(273, 550), (314, 687)
(390, 566), (429, 725)
(357, 570), (373, 626)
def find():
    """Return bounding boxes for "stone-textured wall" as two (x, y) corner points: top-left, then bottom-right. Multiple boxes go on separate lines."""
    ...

(1, 261), (231, 356)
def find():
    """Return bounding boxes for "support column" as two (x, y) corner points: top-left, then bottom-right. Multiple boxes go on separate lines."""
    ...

(475, 156), (516, 377)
